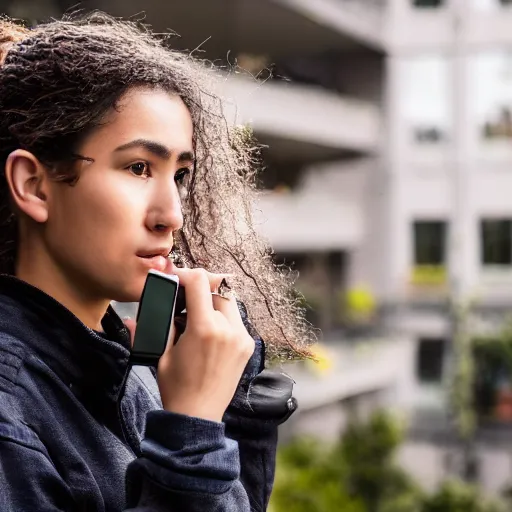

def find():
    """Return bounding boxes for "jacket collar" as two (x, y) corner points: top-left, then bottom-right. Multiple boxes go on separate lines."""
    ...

(0, 274), (132, 403)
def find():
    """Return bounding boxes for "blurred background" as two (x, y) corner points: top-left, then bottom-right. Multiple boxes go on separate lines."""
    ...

(6, 0), (512, 509)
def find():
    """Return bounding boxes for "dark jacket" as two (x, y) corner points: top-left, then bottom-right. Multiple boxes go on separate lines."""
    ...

(0, 275), (296, 511)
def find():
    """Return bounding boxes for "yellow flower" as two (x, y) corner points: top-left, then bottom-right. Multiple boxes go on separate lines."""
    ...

(307, 343), (333, 375)
(344, 286), (376, 321)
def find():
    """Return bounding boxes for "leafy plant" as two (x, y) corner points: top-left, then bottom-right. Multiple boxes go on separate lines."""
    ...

(422, 479), (504, 512)
(341, 411), (422, 512)
(270, 437), (365, 512)
(270, 411), (422, 512)
(270, 410), (505, 512)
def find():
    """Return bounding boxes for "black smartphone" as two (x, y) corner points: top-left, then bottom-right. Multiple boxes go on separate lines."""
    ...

(130, 270), (180, 366)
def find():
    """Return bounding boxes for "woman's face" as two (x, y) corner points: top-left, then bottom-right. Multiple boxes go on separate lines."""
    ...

(43, 88), (194, 302)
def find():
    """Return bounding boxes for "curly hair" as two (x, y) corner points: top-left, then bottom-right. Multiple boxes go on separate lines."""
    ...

(0, 12), (314, 360)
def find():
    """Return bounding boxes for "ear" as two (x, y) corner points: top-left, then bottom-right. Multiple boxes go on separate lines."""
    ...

(4, 149), (50, 224)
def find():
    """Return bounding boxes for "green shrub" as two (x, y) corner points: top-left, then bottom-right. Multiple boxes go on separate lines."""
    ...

(270, 411), (505, 512)
(270, 437), (365, 512)
(422, 479), (504, 512)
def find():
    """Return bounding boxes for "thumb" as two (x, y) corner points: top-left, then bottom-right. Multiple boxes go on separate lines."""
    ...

(123, 317), (137, 348)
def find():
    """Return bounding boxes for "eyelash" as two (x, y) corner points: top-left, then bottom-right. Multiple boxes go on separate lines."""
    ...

(127, 161), (192, 184)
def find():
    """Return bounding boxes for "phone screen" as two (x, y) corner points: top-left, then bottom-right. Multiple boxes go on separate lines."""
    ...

(133, 272), (178, 359)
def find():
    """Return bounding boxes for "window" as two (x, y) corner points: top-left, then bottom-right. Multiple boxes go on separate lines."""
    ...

(470, 51), (512, 145)
(401, 56), (451, 146)
(413, 0), (444, 7)
(416, 338), (445, 383)
(413, 221), (447, 265)
(481, 219), (512, 265)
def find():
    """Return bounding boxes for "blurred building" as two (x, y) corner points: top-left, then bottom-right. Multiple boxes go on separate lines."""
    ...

(7, 0), (512, 495)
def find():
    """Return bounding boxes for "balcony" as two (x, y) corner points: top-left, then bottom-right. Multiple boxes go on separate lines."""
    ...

(270, 0), (388, 51)
(256, 192), (363, 252)
(87, 0), (386, 59)
(406, 265), (449, 303)
(254, 160), (370, 252)
(283, 335), (410, 412)
(218, 74), (381, 161)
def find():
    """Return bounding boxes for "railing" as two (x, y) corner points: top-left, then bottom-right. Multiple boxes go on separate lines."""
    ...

(410, 265), (448, 287)
(284, 336), (408, 411)
(218, 74), (381, 152)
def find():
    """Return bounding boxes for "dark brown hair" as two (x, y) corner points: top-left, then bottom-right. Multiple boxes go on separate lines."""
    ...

(0, 12), (314, 360)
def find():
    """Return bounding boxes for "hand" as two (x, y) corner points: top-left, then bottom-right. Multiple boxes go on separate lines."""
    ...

(153, 267), (254, 423)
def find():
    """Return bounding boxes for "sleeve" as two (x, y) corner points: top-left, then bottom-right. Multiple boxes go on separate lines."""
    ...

(0, 434), (76, 511)
(125, 411), (252, 511)
(126, 303), (297, 512)
(223, 302), (298, 512)
(0, 418), (252, 512)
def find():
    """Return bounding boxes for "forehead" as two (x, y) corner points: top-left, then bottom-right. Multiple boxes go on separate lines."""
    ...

(81, 88), (194, 155)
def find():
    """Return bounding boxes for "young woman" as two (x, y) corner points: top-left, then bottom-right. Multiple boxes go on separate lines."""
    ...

(0, 12), (313, 512)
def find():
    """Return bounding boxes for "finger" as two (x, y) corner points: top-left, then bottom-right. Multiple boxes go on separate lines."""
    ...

(211, 293), (246, 331)
(172, 315), (187, 345)
(208, 273), (232, 292)
(170, 265), (232, 292)
(204, 272), (233, 292)
(163, 322), (178, 353)
(170, 268), (218, 320)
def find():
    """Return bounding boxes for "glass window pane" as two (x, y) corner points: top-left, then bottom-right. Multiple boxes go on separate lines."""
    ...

(481, 219), (512, 265)
(402, 56), (451, 145)
(471, 51), (512, 152)
(413, 0), (444, 7)
(417, 338), (445, 383)
(413, 221), (447, 265)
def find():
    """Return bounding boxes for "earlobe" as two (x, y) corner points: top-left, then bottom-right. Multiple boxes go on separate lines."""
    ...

(4, 149), (50, 224)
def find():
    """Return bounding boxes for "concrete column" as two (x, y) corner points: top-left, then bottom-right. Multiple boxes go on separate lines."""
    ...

(382, 53), (409, 302)
(449, 1), (474, 300)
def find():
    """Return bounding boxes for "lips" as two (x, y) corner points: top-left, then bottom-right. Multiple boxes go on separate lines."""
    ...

(137, 249), (171, 258)
(138, 254), (168, 272)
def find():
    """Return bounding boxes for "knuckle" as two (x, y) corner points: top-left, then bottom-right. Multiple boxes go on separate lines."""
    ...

(213, 326), (228, 342)
(201, 320), (226, 342)
(238, 335), (255, 358)
(191, 317), (215, 339)
(223, 329), (243, 349)
(245, 338), (255, 356)
(189, 268), (208, 284)
(218, 327), (236, 345)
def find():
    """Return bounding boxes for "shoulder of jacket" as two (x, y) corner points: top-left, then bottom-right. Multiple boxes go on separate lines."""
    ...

(0, 334), (44, 451)
(0, 332), (30, 394)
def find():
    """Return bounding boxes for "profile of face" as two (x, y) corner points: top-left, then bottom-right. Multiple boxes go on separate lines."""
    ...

(8, 88), (194, 303)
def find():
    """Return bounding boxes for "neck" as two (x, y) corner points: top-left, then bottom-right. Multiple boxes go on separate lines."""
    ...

(15, 244), (109, 331)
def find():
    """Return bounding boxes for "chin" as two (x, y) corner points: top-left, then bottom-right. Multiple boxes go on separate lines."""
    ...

(108, 279), (146, 304)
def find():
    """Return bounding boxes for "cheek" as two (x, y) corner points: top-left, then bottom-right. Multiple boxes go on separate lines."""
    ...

(49, 178), (146, 255)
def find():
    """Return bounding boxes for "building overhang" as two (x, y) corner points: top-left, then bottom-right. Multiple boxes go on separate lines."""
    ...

(84, 0), (385, 59)
(217, 75), (381, 161)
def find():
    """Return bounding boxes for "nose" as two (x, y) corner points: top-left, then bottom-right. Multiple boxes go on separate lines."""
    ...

(146, 180), (184, 235)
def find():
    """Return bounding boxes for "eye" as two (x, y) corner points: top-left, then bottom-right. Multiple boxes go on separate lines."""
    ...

(175, 167), (192, 201)
(175, 167), (191, 185)
(127, 161), (151, 178)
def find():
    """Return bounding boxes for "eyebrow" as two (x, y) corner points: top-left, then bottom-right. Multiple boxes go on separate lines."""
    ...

(114, 139), (195, 163)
